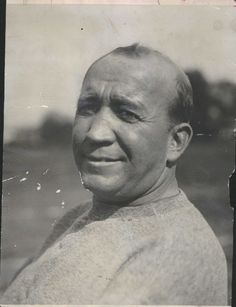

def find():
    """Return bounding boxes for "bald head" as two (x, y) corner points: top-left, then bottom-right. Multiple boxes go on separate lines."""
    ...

(84, 43), (193, 125)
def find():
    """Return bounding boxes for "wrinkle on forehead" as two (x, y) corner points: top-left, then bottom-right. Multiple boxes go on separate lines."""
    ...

(82, 53), (180, 110)
(80, 80), (147, 112)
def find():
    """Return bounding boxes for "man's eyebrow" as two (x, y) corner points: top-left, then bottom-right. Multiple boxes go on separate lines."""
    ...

(78, 94), (99, 104)
(110, 95), (143, 109)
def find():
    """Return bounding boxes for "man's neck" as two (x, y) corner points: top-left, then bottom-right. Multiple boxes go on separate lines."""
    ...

(127, 168), (179, 207)
(93, 167), (179, 208)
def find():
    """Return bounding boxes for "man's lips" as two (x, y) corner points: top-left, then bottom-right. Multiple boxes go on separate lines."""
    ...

(83, 155), (125, 163)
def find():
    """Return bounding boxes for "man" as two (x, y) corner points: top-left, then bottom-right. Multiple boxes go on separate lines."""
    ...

(1, 44), (227, 304)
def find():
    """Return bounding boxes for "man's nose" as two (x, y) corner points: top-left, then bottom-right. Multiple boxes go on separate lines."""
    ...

(86, 111), (115, 145)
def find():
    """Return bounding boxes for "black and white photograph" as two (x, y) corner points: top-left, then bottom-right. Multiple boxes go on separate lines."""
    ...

(1, 1), (235, 305)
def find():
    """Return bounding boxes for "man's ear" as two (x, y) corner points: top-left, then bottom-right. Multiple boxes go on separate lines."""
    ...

(167, 123), (193, 166)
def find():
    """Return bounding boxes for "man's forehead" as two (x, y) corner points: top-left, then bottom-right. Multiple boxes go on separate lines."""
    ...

(84, 54), (178, 91)
(81, 54), (179, 110)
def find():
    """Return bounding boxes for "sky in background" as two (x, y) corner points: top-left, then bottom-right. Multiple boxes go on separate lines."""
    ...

(4, 4), (236, 141)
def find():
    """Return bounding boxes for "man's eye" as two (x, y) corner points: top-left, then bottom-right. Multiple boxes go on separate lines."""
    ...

(117, 110), (140, 123)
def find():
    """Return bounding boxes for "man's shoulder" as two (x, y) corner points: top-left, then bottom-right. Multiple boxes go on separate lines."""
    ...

(8, 200), (93, 286)
(149, 190), (226, 263)
(38, 200), (93, 256)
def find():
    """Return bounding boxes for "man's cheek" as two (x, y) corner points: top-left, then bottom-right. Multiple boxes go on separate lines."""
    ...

(72, 125), (86, 148)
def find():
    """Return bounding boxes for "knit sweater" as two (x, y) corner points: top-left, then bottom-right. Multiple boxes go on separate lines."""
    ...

(1, 190), (227, 305)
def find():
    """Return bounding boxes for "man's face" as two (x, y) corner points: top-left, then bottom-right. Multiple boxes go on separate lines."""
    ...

(73, 55), (176, 202)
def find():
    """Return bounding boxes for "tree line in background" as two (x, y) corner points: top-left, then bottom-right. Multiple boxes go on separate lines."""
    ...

(187, 70), (236, 137)
(8, 70), (236, 147)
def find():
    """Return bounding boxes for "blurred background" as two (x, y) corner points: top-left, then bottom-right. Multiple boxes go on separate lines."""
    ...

(1, 4), (235, 301)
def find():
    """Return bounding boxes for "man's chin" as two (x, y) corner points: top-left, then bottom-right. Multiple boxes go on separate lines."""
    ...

(80, 174), (124, 200)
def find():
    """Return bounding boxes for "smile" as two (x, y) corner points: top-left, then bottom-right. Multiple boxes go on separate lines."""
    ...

(84, 155), (124, 163)
(84, 153), (126, 162)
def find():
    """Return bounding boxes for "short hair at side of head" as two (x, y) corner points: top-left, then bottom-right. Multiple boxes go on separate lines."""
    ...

(110, 43), (193, 125)
(168, 71), (193, 125)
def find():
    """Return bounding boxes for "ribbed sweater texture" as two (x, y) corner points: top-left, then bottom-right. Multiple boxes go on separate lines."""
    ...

(1, 190), (227, 305)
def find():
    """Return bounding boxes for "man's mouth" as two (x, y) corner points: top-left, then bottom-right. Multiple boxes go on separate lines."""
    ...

(85, 155), (122, 163)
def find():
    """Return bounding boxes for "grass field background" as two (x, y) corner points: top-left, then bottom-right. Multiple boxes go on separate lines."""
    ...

(1, 136), (234, 298)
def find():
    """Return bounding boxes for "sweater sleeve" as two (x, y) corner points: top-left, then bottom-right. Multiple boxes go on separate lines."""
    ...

(38, 201), (91, 255)
(0, 201), (92, 304)
(99, 229), (228, 305)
